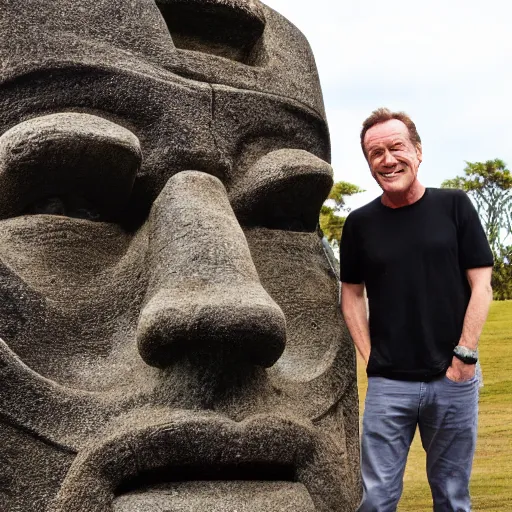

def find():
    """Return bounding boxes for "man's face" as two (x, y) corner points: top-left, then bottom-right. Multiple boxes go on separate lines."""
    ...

(0, 1), (359, 510)
(364, 119), (422, 197)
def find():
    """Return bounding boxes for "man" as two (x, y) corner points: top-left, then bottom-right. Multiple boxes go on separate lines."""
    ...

(340, 108), (494, 511)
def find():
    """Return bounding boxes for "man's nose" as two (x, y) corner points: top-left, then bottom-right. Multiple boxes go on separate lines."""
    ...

(382, 149), (397, 166)
(137, 171), (286, 369)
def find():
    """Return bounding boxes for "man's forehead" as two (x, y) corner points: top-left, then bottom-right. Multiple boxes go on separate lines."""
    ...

(364, 119), (410, 148)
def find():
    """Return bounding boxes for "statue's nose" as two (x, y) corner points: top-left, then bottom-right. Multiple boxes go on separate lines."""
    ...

(137, 171), (286, 369)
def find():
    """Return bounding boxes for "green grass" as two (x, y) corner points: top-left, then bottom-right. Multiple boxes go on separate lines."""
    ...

(357, 300), (512, 511)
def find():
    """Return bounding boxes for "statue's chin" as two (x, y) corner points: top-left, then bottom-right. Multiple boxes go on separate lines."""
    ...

(113, 481), (315, 511)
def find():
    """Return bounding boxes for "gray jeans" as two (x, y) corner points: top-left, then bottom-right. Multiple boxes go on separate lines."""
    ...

(358, 375), (479, 512)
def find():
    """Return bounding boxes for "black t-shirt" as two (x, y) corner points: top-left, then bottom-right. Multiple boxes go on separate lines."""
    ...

(339, 188), (494, 381)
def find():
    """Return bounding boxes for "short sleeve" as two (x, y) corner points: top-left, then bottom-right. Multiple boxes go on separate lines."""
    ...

(339, 213), (364, 283)
(456, 192), (494, 269)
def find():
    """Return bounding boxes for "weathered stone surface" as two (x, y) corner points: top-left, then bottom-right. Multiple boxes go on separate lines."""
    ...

(0, 113), (141, 220)
(0, 0), (361, 510)
(112, 481), (316, 511)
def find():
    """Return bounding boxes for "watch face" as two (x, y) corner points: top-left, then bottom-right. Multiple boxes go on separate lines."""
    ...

(0, 1), (360, 511)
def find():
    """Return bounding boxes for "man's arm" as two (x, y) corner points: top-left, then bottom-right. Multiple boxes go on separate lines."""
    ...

(446, 266), (493, 382)
(341, 282), (371, 365)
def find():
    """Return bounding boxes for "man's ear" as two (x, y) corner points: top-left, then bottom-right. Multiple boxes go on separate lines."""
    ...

(416, 143), (422, 163)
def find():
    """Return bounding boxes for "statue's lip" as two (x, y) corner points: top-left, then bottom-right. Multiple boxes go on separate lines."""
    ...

(49, 410), (343, 511)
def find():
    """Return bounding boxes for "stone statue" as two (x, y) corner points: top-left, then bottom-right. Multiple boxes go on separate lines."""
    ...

(0, 0), (360, 510)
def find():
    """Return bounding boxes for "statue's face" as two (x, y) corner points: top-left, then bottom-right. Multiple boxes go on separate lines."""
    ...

(0, 1), (359, 510)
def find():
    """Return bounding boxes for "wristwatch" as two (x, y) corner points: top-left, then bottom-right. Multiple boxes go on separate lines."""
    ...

(453, 345), (478, 365)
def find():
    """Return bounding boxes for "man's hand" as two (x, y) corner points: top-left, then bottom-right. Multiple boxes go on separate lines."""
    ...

(445, 356), (476, 382)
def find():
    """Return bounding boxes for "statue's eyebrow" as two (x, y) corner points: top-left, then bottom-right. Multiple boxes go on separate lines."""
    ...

(155, 0), (266, 65)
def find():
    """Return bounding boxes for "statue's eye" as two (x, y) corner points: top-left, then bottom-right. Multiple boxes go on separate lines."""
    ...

(155, 0), (266, 64)
(229, 149), (333, 232)
(24, 196), (101, 221)
(0, 113), (141, 223)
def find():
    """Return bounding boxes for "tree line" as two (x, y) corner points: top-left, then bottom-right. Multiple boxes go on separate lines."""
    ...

(321, 159), (512, 300)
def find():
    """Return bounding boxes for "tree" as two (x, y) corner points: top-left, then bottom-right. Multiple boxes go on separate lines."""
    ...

(441, 159), (512, 253)
(320, 181), (364, 250)
(441, 159), (512, 299)
(492, 244), (512, 300)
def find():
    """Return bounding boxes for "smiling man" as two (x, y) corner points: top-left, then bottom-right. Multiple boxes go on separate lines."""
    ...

(340, 108), (494, 511)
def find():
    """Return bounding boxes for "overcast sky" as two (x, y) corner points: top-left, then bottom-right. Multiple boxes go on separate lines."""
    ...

(263, 0), (512, 210)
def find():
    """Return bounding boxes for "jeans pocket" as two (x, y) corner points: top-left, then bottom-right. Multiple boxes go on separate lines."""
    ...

(443, 374), (478, 385)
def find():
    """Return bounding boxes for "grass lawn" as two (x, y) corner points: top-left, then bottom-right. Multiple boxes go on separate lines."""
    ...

(357, 300), (512, 512)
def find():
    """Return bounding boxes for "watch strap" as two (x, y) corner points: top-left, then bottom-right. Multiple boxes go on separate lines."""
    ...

(453, 345), (478, 365)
